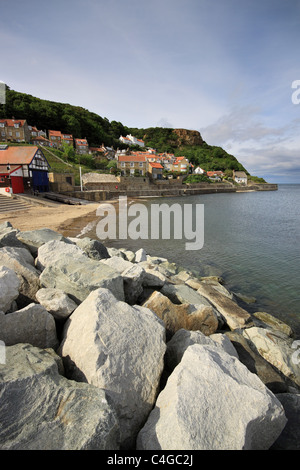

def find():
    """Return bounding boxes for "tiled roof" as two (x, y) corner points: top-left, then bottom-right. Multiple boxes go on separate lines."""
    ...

(149, 162), (163, 169)
(0, 119), (27, 127)
(118, 155), (146, 162)
(0, 146), (39, 165)
(48, 130), (62, 137)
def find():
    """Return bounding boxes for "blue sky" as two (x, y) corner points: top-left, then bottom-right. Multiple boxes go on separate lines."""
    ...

(1, 0), (300, 183)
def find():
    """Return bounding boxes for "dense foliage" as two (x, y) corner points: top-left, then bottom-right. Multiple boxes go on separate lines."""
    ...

(0, 86), (249, 175)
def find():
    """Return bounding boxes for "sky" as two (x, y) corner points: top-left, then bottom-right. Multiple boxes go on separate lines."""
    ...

(0, 0), (300, 183)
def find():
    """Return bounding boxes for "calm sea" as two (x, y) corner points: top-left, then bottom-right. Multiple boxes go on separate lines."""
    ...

(62, 184), (300, 337)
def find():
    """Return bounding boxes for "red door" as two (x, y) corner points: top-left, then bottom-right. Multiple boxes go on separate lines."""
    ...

(11, 176), (24, 193)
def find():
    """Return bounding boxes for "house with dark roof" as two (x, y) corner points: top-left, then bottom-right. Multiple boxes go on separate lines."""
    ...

(0, 145), (50, 194)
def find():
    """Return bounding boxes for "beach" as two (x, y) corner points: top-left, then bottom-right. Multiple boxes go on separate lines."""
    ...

(0, 202), (100, 233)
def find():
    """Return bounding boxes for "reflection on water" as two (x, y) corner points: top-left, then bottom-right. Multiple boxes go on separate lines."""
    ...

(60, 185), (300, 337)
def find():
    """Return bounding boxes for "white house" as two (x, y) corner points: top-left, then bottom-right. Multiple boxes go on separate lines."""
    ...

(233, 170), (248, 185)
(119, 134), (145, 148)
(194, 167), (206, 175)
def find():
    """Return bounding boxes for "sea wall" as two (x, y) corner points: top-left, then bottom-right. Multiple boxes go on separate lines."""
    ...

(0, 220), (299, 451)
(61, 182), (278, 201)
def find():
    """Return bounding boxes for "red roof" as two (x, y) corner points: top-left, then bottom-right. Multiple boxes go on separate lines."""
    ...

(0, 119), (27, 127)
(75, 139), (88, 145)
(118, 155), (146, 162)
(0, 146), (40, 165)
(48, 130), (62, 137)
(149, 162), (163, 169)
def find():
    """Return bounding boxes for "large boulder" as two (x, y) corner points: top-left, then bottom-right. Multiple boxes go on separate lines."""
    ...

(0, 266), (20, 313)
(196, 282), (254, 330)
(143, 290), (218, 338)
(59, 288), (166, 449)
(0, 246), (40, 304)
(16, 228), (72, 256)
(165, 329), (238, 373)
(0, 303), (58, 350)
(225, 330), (288, 393)
(137, 344), (287, 450)
(0, 344), (119, 450)
(243, 326), (300, 387)
(39, 251), (124, 304)
(36, 240), (88, 271)
(35, 288), (78, 321)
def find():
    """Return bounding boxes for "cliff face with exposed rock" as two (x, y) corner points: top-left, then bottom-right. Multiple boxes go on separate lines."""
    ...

(173, 128), (204, 147)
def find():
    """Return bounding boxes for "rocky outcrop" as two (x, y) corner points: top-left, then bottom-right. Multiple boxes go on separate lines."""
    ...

(0, 221), (299, 450)
(173, 128), (204, 147)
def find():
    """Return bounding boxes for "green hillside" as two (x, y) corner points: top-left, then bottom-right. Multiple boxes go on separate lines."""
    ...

(0, 86), (254, 177)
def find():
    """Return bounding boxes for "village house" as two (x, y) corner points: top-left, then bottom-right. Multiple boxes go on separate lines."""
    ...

(117, 154), (147, 176)
(148, 161), (163, 180)
(233, 170), (248, 185)
(207, 171), (224, 181)
(194, 166), (206, 175)
(119, 134), (145, 148)
(0, 145), (50, 194)
(74, 138), (89, 154)
(0, 119), (31, 143)
(48, 130), (62, 148)
(61, 133), (73, 146)
(171, 156), (190, 173)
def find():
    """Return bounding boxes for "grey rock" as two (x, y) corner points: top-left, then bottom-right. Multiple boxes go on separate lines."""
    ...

(59, 288), (166, 449)
(100, 255), (133, 273)
(0, 266), (20, 313)
(161, 282), (213, 307)
(0, 246), (40, 303)
(271, 393), (300, 450)
(0, 229), (25, 249)
(135, 248), (147, 263)
(243, 326), (300, 387)
(225, 330), (288, 393)
(107, 247), (126, 259)
(196, 282), (254, 330)
(16, 228), (72, 256)
(137, 344), (287, 450)
(0, 302), (58, 349)
(39, 254), (124, 304)
(0, 344), (120, 450)
(165, 328), (238, 374)
(36, 239), (88, 271)
(35, 288), (78, 320)
(121, 264), (145, 305)
(71, 237), (110, 260)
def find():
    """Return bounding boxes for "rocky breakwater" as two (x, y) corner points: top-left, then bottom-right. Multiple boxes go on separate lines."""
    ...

(0, 220), (299, 450)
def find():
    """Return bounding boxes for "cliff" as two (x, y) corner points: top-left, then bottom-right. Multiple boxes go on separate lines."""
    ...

(173, 128), (204, 147)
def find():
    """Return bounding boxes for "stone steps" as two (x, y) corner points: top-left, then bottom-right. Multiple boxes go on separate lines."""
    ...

(0, 194), (31, 214)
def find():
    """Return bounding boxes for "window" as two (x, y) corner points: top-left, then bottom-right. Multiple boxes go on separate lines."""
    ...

(14, 123), (19, 128)
(121, 162), (125, 167)
(0, 123), (4, 127)
(130, 162), (134, 167)
(139, 162), (143, 167)
(16, 132), (20, 137)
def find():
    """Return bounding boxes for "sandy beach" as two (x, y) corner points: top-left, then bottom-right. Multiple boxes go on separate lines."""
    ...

(0, 202), (100, 234)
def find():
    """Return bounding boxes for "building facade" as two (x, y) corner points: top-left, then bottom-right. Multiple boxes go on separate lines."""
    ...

(0, 119), (30, 143)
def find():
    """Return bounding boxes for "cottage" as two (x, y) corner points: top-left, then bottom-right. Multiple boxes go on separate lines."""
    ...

(172, 156), (190, 173)
(119, 134), (145, 148)
(0, 145), (50, 194)
(117, 154), (147, 176)
(0, 119), (30, 143)
(233, 170), (248, 185)
(207, 171), (224, 181)
(74, 138), (89, 154)
(148, 161), (163, 180)
(194, 167), (206, 175)
(48, 130), (62, 148)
